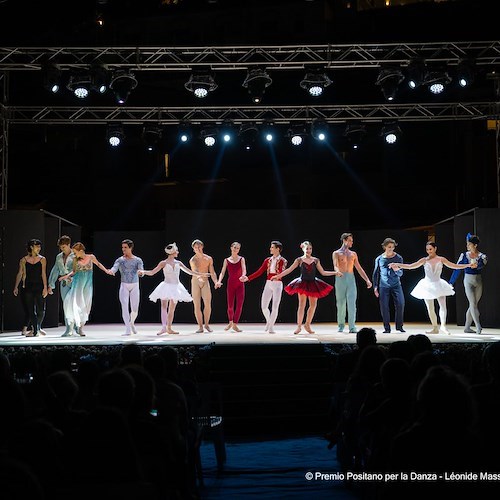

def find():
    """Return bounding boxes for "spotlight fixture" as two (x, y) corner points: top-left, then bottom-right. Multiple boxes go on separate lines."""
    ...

(287, 124), (307, 146)
(381, 123), (402, 145)
(178, 122), (192, 143)
(262, 120), (276, 142)
(107, 124), (124, 147)
(242, 68), (272, 103)
(200, 128), (218, 147)
(310, 119), (329, 141)
(42, 63), (62, 94)
(424, 68), (451, 95)
(220, 120), (235, 143)
(142, 126), (162, 151)
(239, 122), (259, 150)
(456, 59), (475, 88)
(67, 72), (92, 99)
(110, 70), (138, 104)
(406, 59), (426, 90)
(91, 65), (108, 94)
(300, 71), (332, 97)
(184, 71), (218, 98)
(344, 123), (367, 150)
(375, 67), (404, 101)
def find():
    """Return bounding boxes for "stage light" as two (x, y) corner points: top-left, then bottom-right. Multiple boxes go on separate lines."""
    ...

(300, 71), (332, 97)
(110, 70), (138, 104)
(456, 59), (475, 88)
(242, 68), (272, 103)
(91, 65), (108, 94)
(381, 123), (402, 145)
(42, 64), (62, 94)
(200, 128), (217, 147)
(375, 67), (404, 101)
(262, 120), (276, 143)
(287, 124), (307, 146)
(425, 69), (451, 95)
(107, 124), (124, 147)
(344, 123), (367, 150)
(142, 125), (162, 151)
(239, 122), (259, 150)
(184, 72), (218, 98)
(178, 122), (192, 143)
(311, 119), (329, 141)
(67, 73), (92, 99)
(220, 120), (235, 143)
(406, 59), (426, 90)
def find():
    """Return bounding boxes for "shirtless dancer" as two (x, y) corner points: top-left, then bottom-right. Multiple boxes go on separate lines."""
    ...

(189, 239), (218, 333)
(333, 233), (372, 333)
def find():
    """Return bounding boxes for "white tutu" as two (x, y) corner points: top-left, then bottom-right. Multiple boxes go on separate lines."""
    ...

(149, 282), (193, 302)
(410, 278), (455, 300)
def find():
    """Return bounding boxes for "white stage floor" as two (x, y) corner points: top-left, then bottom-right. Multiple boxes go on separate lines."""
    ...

(1, 322), (499, 346)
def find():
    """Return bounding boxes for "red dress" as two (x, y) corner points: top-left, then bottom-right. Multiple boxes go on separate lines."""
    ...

(284, 258), (333, 298)
(226, 258), (245, 323)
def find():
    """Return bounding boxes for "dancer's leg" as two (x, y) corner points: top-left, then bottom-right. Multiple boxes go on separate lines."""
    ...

(304, 296), (318, 333)
(268, 281), (283, 331)
(424, 299), (439, 333)
(437, 296), (449, 334)
(166, 299), (178, 333)
(335, 276), (347, 331)
(345, 274), (358, 332)
(295, 294), (307, 333)
(464, 275), (482, 333)
(158, 300), (168, 334)
(129, 283), (140, 331)
(200, 282), (213, 328)
(232, 284), (245, 331)
(393, 284), (405, 331)
(192, 279), (203, 331)
(260, 281), (273, 328)
(379, 287), (391, 331)
(119, 283), (131, 332)
(34, 293), (46, 335)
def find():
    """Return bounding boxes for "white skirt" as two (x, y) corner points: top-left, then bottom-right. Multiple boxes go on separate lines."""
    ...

(149, 281), (193, 302)
(410, 278), (455, 300)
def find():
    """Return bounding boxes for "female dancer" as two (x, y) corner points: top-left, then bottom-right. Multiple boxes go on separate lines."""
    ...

(139, 243), (209, 335)
(272, 241), (342, 334)
(389, 241), (476, 334)
(449, 234), (487, 333)
(216, 242), (247, 332)
(13, 239), (48, 337)
(60, 242), (111, 337)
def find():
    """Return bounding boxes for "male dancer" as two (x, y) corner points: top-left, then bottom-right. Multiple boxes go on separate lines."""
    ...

(189, 239), (218, 333)
(240, 240), (287, 333)
(48, 235), (76, 337)
(108, 239), (144, 336)
(333, 233), (372, 333)
(372, 237), (405, 333)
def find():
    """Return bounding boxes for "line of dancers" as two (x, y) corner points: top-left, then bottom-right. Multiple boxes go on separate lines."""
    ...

(13, 232), (487, 337)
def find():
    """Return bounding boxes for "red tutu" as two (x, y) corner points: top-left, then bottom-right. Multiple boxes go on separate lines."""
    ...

(284, 278), (333, 298)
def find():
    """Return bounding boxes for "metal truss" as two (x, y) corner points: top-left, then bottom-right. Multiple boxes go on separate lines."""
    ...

(1, 41), (500, 71)
(5, 102), (499, 125)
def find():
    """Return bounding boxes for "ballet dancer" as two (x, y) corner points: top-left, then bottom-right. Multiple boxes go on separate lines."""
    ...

(139, 243), (210, 335)
(272, 241), (342, 334)
(389, 241), (476, 335)
(449, 233), (488, 333)
(108, 239), (144, 336)
(216, 242), (247, 332)
(240, 240), (287, 333)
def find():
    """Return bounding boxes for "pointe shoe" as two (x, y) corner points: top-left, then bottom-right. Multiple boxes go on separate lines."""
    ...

(268, 329), (276, 334)
(232, 324), (242, 332)
(166, 328), (179, 335)
(38, 329), (47, 336)
(157, 329), (168, 336)
(304, 324), (315, 334)
(426, 326), (439, 334)
(204, 325), (213, 332)
(76, 327), (86, 337)
(294, 326), (302, 335)
(131, 324), (138, 334)
(195, 327), (204, 333)
(21, 326), (29, 336)
(224, 322), (233, 331)
(440, 327), (450, 335)
(464, 327), (476, 333)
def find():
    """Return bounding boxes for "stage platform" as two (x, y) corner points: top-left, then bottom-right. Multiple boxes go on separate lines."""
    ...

(1, 322), (499, 347)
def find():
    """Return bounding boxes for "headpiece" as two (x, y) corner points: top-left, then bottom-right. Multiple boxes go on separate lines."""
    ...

(165, 242), (179, 254)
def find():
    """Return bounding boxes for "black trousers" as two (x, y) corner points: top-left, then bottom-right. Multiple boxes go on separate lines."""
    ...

(23, 286), (46, 334)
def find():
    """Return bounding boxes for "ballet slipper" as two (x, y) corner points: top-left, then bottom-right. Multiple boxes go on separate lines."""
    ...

(195, 327), (204, 333)
(131, 324), (138, 334)
(294, 326), (302, 335)
(224, 322), (233, 331)
(167, 328), (179, 335)
(38, 329), (47, 336)
(204, 325), (213, 332)
(425, 326), (439, 334)
(304, 324), (315, 334)
(232, 324), (242, 332)
(157, 329), (168, 336)
(440, 327), (450, 335)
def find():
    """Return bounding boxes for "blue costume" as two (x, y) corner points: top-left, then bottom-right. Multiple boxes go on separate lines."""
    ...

(372, 253), (405, 333)
(48, 251), (76, 335)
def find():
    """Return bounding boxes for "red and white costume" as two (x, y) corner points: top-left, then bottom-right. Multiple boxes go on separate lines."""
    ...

(247, 255), (287, 332)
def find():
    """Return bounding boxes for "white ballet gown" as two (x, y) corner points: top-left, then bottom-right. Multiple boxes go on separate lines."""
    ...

(149, 262), (193, 303)
(410, 260), (455, 300)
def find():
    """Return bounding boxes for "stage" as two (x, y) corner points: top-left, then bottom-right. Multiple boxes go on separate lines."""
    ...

(1, 322), (499, 347)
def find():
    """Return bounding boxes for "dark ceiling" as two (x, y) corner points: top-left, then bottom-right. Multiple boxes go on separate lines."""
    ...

(1, 0), (498, 234)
